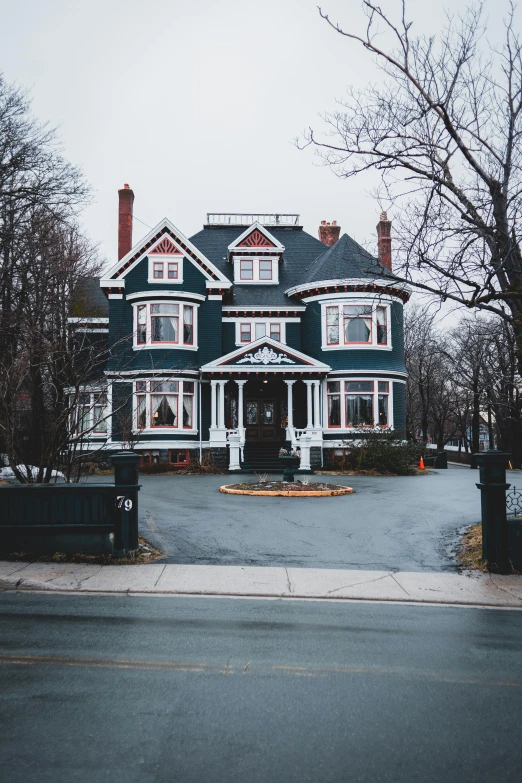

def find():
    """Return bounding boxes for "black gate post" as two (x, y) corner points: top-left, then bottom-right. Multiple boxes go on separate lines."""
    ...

(475, 450), (511, 574)
(111, 452), (141, 557)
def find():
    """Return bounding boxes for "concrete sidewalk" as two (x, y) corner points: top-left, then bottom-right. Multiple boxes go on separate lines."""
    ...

(1, 560), (522, 607)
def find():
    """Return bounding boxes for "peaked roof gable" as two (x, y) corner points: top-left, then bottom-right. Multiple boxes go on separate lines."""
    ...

(201, 337), (331, 372)
(102, 218), (231, 283)
(227, 222), (285, 258)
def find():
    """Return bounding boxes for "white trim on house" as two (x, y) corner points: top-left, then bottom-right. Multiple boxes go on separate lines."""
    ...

(68, 317), (109, 323)
(126, 291), (206, 302)
(206, 280), (233, 289)
(285, 278), (411, 298)
(201, 336), (331, 373)
(327, 369), (407, 381)
(227, 221), (285, 258)
(222, 305), (306, 313)
(101, 217), (231, 284)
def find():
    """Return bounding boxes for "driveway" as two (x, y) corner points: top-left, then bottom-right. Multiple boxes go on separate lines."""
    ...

(136, 465), (517, 572)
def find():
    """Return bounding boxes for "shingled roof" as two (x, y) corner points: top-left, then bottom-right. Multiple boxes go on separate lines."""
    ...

(301, 232), (395, 285)
(189, 226), (327, 307)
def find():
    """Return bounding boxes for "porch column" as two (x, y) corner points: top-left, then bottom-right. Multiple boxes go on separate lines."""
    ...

(236, 380), (246, 430)
(210, 380), (218, 429)
(304, 381), (313, 429)
(313, 381), (321, 428)
(218, 380), (226, 429)
(284, 380), (296, 429)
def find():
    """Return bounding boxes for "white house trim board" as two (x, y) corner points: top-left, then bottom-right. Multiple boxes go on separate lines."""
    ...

(285, 278), (411, 298)
(201, 336), (331, 373)
(127, 291), (206, 302)
(227, 221), (285, 258)
(101, 218), (231, 284)
(222, 306), (306, 313)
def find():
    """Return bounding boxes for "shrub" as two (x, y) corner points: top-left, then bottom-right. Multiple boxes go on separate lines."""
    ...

(341, 431), (423, 476)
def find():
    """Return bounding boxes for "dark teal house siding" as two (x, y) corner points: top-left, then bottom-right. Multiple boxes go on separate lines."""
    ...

(392, 382), (406, 432)
(285, 322), (301, 352)
(111, 382), (133, 442)
(222, 323), (236, 355)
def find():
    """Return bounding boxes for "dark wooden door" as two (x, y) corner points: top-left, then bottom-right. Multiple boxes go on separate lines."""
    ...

(245, 398), (277, 441)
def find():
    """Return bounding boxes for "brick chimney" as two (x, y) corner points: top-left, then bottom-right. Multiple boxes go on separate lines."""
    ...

(118, 184), (134, 261)
(318, 220), (340, 247)
(376, 211), (392, 271)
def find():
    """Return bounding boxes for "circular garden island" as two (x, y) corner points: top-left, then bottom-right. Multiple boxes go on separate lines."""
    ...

(220, 481), (354, 497)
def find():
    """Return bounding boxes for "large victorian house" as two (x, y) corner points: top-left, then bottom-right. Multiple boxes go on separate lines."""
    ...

(77, 185), (410, 471)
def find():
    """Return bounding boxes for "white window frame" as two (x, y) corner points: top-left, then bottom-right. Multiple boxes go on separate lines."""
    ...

(134, 379), (198, 433)
(147, 254), (184, 285)
(71, 390), (110, 438)
(133, 301), (199, 351)
(233, 256), (279, 285)
(234, 319), (287, 345)
(323, 378), (394, 431)
(321, 299), (392, 351)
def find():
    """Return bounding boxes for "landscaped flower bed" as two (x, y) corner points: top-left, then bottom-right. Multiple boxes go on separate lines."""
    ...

(220, 481), (354, 497)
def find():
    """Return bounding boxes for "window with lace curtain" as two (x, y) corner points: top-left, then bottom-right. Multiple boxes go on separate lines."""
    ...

(135, 380), (195, 430)
(322, 300), (391, 350)
(133, 302), (197, 349)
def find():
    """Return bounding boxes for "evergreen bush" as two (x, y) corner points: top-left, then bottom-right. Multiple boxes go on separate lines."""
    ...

(337, 431), (423, 475)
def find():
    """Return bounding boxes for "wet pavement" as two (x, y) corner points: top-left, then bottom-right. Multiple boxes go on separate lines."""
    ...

(136, 465), (519, 572)
(1, 592), (521, 782)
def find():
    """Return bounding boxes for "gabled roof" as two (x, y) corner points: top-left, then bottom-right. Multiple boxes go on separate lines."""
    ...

(227, 222), (285, 259)
(101, 218), (231, 284)
(300, 232), (395, 285)
(200, 337), (331, 373)
(190, 226), (326, 306)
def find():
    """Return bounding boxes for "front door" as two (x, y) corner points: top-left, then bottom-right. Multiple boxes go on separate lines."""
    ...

(245, 398), (277, 441)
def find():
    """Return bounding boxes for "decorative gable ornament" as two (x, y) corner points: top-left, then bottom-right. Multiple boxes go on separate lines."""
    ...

(150, 237), (182, 255)
(238, 230), (275, 248)
(236, 347), (295, 365)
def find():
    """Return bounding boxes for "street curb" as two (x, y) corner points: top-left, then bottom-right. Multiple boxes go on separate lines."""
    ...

(1, 564), (522, 608)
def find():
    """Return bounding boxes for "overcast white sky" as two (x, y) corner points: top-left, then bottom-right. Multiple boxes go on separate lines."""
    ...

(0, 0), (500, 271)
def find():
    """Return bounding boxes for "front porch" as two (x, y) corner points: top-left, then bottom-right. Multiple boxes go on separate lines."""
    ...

(201, 337), (331, 471)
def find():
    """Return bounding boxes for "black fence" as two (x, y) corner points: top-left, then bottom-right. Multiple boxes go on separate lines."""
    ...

(0, 453), (140, 557)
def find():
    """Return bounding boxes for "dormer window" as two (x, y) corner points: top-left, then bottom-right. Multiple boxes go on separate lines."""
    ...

(235, 319), (285, 344)
(234, 256), (279, 284)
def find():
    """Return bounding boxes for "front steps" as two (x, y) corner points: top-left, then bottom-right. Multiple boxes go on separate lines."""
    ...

(240, 442), (284, 474)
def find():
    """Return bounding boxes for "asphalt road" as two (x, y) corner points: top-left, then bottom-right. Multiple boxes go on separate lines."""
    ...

(137, 465), (505, 570)
(1, 592), (521, 782)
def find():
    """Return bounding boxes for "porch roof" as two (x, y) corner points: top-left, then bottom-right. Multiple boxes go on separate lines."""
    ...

(200, 337), (331, 375)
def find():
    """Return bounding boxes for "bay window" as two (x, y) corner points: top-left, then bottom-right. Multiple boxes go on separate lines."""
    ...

(136, 380), (196, 430)
(325, 379), (391, 429)
(134, 302), (197, 348)
(323, 301), (391, 349)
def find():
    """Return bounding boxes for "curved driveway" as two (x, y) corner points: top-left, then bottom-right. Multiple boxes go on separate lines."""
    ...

(137, 465), (513, 572)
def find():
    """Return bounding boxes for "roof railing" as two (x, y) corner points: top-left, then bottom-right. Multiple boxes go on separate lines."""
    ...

(206, 213), (300, 227)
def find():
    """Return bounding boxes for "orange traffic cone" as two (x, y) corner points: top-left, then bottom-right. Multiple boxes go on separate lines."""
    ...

(418, 455), (425, 470)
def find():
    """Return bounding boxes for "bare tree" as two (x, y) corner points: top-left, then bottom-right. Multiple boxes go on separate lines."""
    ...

(304, 1), (522, 372)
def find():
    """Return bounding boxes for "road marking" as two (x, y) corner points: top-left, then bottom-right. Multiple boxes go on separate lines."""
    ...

(0, 653), (521, 688)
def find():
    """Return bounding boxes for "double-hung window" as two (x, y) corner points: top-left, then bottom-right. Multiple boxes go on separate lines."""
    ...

(240, 259), (253, 280)
(73, 391), (108, 436)
(134, 302), (197, 348)
(237, 320), (284, 344)
(323, 301), (391, 348)
(326, 380), (391, 429)
(136, 380), (195, 430)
